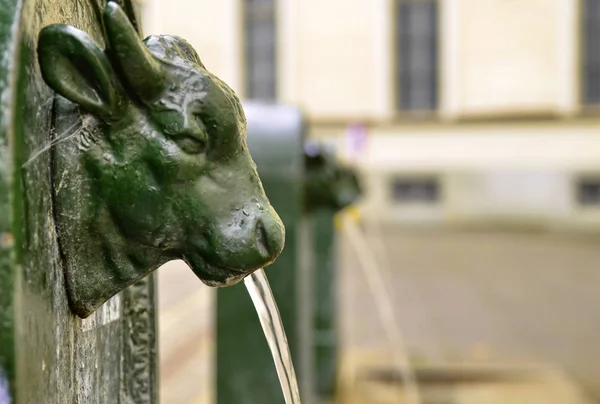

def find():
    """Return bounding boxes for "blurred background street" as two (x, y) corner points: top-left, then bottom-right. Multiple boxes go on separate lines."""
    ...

(157, 227), (600, 403)
(136, 0), (600, 402)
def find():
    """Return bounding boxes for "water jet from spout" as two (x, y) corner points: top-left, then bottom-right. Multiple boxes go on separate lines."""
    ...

(245, 268), (302, 404)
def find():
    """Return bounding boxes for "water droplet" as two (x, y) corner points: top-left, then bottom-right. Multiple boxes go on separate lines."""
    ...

(256, 203), (263, 210)
(242, 209), (249, 216)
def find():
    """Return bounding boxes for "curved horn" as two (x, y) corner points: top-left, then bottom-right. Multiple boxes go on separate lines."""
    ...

(104, 2), (166, 101)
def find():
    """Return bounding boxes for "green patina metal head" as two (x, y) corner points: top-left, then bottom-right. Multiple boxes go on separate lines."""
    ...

(36, 2), (285, 318)
(303, 142), (362, 213)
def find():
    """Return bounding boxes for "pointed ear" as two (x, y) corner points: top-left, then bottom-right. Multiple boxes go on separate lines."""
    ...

(37, 24), (127, 122)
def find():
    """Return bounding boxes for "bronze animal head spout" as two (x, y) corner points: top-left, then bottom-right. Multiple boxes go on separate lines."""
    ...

(303, 142), (362, 213)
(37, 2), (285, 318)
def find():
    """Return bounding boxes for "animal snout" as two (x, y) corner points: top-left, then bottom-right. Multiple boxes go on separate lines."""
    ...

(227, 205), (284, 272)
(253, 212), (284, 262)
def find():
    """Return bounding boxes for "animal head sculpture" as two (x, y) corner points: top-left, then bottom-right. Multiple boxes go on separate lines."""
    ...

(303, 142), (362, 212)
(37, 2), (285, 318)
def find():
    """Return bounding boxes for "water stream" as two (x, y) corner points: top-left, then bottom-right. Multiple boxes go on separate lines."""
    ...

(245, 268), (302, 404)
(342, 215), (422, 404)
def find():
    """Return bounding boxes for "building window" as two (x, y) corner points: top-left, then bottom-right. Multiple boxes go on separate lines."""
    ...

(576, 177), (600, 206)
(583, 0), (600, 105)
(396, 0), (439, 112)
(391, 177), (441, 203)
(244, 0), (277, 101)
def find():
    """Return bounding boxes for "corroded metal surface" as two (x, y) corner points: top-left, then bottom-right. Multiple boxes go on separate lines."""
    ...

(0, 1), (160, 402)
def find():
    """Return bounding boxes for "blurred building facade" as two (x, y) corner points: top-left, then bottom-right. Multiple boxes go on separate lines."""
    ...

(140, 0), (600, 230)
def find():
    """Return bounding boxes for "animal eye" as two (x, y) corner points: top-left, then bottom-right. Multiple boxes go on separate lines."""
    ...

(175, 136), (207, 155)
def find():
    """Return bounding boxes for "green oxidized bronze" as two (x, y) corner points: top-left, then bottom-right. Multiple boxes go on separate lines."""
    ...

(303, 142), (362, 213)
(37, 2), (285, 319)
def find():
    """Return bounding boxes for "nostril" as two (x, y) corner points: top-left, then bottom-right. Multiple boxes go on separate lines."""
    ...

(255, 220), (269, 258)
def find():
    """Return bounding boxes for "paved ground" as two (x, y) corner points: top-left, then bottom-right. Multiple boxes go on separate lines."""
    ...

(340, 226), (600, 402)
(337, 350), (594, 404)
(157, 226), (600, 403)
